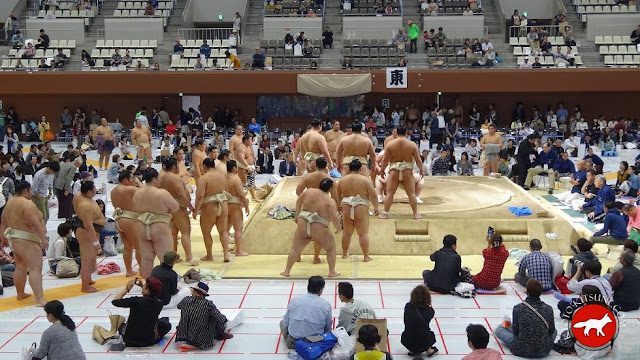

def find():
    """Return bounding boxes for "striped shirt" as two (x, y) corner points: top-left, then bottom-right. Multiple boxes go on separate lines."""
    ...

(176, 296), (228, 349)
(32, 168), (54, 197)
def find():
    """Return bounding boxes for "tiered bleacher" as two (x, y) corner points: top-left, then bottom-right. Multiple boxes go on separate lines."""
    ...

(342, 39), (407, 68)
(509, 29), (584, 67)
(342, 0), (400, 15)
(573, 0), (637, 22)
(113, 1), (174, 26)
(1, 39), (76, 70)
(36, 9), (95, 26)
(265, 0), (325, 16)
(262, 38), (321, 69)
(170, 40), (236, 69)
(418, 0), (483, 15)
(597, 35), (640, 66)
(90, 39), (158, 68)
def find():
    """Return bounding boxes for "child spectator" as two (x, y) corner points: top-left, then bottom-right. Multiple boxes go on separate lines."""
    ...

(352, 324), (392, 360)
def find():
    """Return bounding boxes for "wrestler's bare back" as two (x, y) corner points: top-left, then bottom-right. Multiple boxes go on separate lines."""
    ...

(132, 186), (177, 214)
(337, 173), (377, 200)
(1, 197), (46, 241)
(110, 185), (138, 211)
(385, 138), (419, 163)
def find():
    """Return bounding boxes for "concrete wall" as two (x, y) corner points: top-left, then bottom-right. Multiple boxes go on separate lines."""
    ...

(1, 0), (23, 18)
(25, 18), (85, 44)
(423, 15), (485, 39)
(497, 0), (556, 19)
(263, 17), (323, 40)
(192, 0), (248, 23)
(182, 0), (194, 28)
(343, 16), (402, 41)
(104, 18), (164, 43)
(586, 13), (640, 40)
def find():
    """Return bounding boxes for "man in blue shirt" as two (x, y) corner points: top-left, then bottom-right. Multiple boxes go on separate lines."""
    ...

(523, 143), (558, 194)
(580, 175), (616, 222)
(554, 152), (575, 178)
(591, 201), (628, 244)
(280, 276), (332, 349)
(584, 147), (604, 174)
(173, 39), (184, 54)
(556, 102), (568, 125)
(247, 117), (261, 134)
(556, 159), (586, 205)
(200, 40), (211, 58)
(251, 47), (265, 69)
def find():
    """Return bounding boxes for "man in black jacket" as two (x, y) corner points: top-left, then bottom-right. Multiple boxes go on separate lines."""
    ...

(422, 235), (461, 293)
(150, 251), (191, 308)
(516, 133), (540, 186)
(279, 153), (296, 177)
(257, 148), (274, 174)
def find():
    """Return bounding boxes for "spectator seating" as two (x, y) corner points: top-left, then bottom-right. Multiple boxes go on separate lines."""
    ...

(169, 57), (233, 69)
(509, 36), (567, 47)
(509, 36), (583, 67)
(176, 39), (233, 58)
(573, 1), (637, 22)
(116, 1), (174, 11)
(265, 0), (324, 16)
(36, 9), (95, 25)
(597, 35), (640, 66)
(8, 48), (72, 59)
(271, 56), (315, 69)
(418, 0), (483, 15)
(261, 39), (322, 58)
(95, 39), (158, 49)
(342, 0), (400, 15)
(89, 48), (155, 60)
(516, 55), (584, 67)
(50, 0), (92, 10)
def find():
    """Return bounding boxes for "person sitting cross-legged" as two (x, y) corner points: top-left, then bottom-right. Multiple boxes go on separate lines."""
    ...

(514, 239), (554, 291)
(579, 174), (615, 223)
(352, 324), (392, 360)
(610, 250), (640, 311)
(175, 282), (232, 351)
(151, 251), (192, 308)
(422, 235), (461, 294)
(463, 324), (503, 360)
(280, 276), (332, 349)
(337, 282), (377, 335)
(494, 279), (556, 358)
(590, 201), (628, 245)
(523, 142), (558, 194)
(606, 240), (640, 280)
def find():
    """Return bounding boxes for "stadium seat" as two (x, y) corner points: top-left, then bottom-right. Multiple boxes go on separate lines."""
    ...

(594, 36), (604, 45)
(614, 54), (624, 64)
(105, 40), (114, 48)
(624, 54), (634, 65)
(599, 45), (609, 54)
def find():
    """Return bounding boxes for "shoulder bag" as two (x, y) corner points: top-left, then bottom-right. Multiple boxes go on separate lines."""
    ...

(521, 301), (549, 330)
(56, 241), (79, 278)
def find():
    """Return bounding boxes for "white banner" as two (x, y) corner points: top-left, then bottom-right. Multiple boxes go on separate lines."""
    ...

(386, 67), (407, 89)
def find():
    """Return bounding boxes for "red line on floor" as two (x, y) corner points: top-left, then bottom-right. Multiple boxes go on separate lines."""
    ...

(334, 282), (338, 308)
(484, 317), (506, 355)
(510, 284), (524, 301)
(286, 282), (294, 305)
(238, 281), (252, 309)
(96, 294), (112, 308)
(75, 316), (89, 329)
(473, 297), (481, 309)
(274, 333), (282, 354)
(217, 338), (228, 353)
(434, 317), (448, 355)
(378, 282), (385, 309)
(162, 332), (177, 353)
(0, 317), (40, 350)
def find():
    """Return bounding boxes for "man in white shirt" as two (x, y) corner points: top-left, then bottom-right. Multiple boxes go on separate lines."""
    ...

(519, 57), (532, 69)
(337, 282), (376, 335)
(563, 133), (579, 157)
(481, 37), (493, 53)
(228, 31), (238, 49)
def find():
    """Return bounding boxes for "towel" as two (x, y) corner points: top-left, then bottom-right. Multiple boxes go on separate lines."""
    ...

(508, 206), (532, 217)
(97, 262), (121, 275)
(268, 205), (296, 220)
(329, 169), (342, 178)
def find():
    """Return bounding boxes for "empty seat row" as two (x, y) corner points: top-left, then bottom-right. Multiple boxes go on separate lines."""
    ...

(594, 35), (633, 45)
(342, 46), (409, 57)
(574, 0), (618, 5)
(180, 48), (234, 58)
(265, 47), (320, 57)
(180, 39), (231, 48)
(1, 59), (57, 68)
(513, 46), (579, 56)
(599, 45), (639, 55)
(37, 9), (94, 18)
(8, 48), (71, 58)
(117, 1), (173, 10)
(271, 57), (316, 69)
(170, 58), (232, 68)
(509, 36), (571, 47)
(516, 56), (584, 66)
(604, 54), (640, 66)
(342, 8), (400, 15)
(96, 39), (158, 48)
(341, 57), (406, 68)
(576, 5), (636, 14)
(90, 49), (154, 58)
(113, 9), (170, 17)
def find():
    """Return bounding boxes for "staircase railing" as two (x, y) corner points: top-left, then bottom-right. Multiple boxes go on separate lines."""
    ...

(177, 28), (235, 42)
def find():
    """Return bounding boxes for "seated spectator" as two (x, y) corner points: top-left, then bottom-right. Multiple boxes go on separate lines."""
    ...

(144, 1), (155, 15)
(553, 46), (572, 66)
(338, 282), (376, 335)
(47, 222), (74, 273)
(200, 40), (211, 58)
(175, 282), (232, 351)
(465, 138), (479, 163)
(540, 37), (552, 54)
(494, 280), (556, 358)
(422, 235), (461, 294)
(228, 31), (238, 49)
(580, 175), (615, 222)
(279, 153), (296, 177)
(284, 32), (294, 46)
(477, 47), (495, 66)
(590, 201), (628, 245)
(471, 233), (509, 290)
(38, 59), (50, 69)
(631, 24), (640, 45)
(80, 49), (95, 66)
(457, 152), (474, 176)
(342, 57), (353, 69)
(481, 37), (493, 54)
(111, 49), (122, 65)
(498, 155), (511, 177)
(557, 260), (613, 313)
(610, 250), (640, 311)
(11, 30), (24, 48)
(257, 148), (274, 174)
(515, 239), (554, 291)
(527, 27), (539, 44)
(280, 276), (332, 349)
(601, 133), (616, 155)
(431, 149), (450, 176)
(564, 26), (576, 46)
(563, 133), (579, 157)
(225, 50), (241, 69)
(434, 27), (447, 48)
(151, 251), (189, 308)
(397, 58), (407, 67)
(310, 61), (318, 70)
(402, 285), (438, 356)
(174, 39), (184, 54)
(21, 43), (35, 59)
(0, 236), (15, 272)
(296, 32), (306, 45)
(554, 152), (575, 180)
(463, 324), (503, 360)
(252, 47), (265, 68)
(194, 56), (204, 70)
(463, 6), (474, 16)
(14, 59), (25, 69)
(568, 237), (596, 279)
(122, 50), (132, 66)
(322, 26), (333, 49)
(523, 142), (558, 194)
(35, 29), (50, 49)
(623, 203), (640, 237)
(111, 277), (171, 347)
(532, 56), (542, 68)
(394, 28), (408, 50)
(303, 40), (313, 58)
(427, 0), (438, 15)
(519, 57), (532, 69)
(31, 301), (86, 360)
(353, 325), (392, 360)
(53, 48), (68, 68)
(273, 141), (285, 159)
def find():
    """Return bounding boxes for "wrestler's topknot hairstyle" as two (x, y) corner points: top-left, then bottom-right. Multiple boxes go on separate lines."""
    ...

(316, 157), (327, 169)
(319, 178), (333, 192)
(203, 157), (216, 169)
(349, 159), (362, 172)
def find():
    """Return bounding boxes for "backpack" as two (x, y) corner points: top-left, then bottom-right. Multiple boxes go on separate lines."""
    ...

(294, 333), (338, 360)
(0, 177), (8, 208)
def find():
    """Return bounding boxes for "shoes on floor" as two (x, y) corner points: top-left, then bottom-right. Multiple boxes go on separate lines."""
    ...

(548, 189), (554, 194)
(523, 186), (530, 190)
